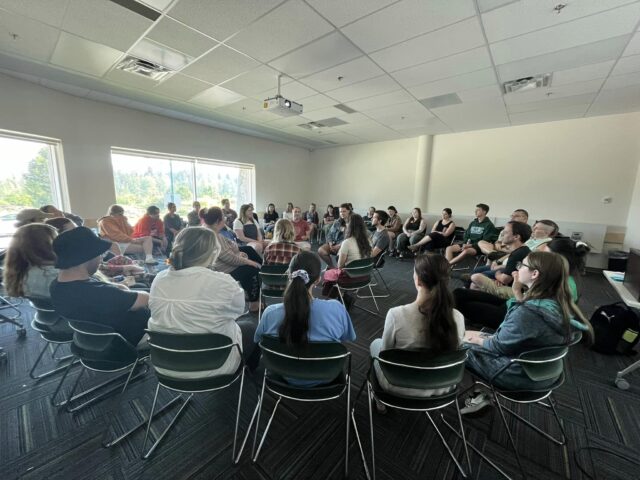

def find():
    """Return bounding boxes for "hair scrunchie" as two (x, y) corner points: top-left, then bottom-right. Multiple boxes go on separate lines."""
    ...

(290, 269), (310, 284)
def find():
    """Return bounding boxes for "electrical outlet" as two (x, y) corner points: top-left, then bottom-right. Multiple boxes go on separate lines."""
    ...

(602, 196), (612, 204)
(571, 232), (583, 241)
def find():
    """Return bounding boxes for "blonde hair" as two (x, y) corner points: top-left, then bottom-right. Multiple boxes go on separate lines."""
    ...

(169, 227), (219, 270)
(273, 219), (295, 243)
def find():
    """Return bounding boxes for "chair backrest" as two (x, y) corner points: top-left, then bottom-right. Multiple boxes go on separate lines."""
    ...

(146, 330), (236, 373)
(373, 250), (387, 269)
(512, 346), (568, 382)
(260, 264), (289, 287)
(68, 319), (138, 369)
(377, 348), (468, 391)
(452, 227), (466, 243)
(259, 335), (350, 383)
(343, 257), (375, 278)
(28, 296), (62, 327)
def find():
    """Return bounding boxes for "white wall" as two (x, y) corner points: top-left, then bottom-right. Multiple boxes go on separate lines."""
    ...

(0, 73), (311, 222)
(309, 137), (420, 214)
(625, 164), (640, 250)
(429, 113), (640, 226)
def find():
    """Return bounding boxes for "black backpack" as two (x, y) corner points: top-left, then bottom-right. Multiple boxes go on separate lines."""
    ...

(590, 302), (640, 355)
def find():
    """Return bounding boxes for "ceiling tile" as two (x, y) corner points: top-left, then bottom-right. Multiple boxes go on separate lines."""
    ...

(254, 80), (318, 101)
(146, 17), (218, 58)
(296, 93), (339, 112)
(215, 98), (264, 115)
(130, 38), (193, 71)
(326, 75), (399, 103)
(305, 0), (398, 27)
(153, 73), (212, 100)
(552, 60), (615, 86)
(407, 68), (497, 100)
(0, 0), (70, 27)
(104, 67), (159, 89)
(623, 32), (640, 57)
(611, 53), (640, 75)
(497, 35), (630, 81)
(139, 0), (173, 11)
(344, 89), (414, 111)
(456, 84), (503, 101)
(50, 32), (123, 77)
(370, 17), (485, 72)
(264, 115), (313, 128)
(398, 122), (451, 135)
(62, 0), (153, 52)
(362, 100), (432, 120)
(341, 0), (476, 53)
(0, 10), (60, 62)
(433, 97), (509, 130)
(603, 70), (640, 90)
(507, 92), (597, 114)
(300, 56), (384, 92)
(392, 47), (492, 88)
(588, 84), (640, 116)
(490, 4), (640, 65)
(189, 85), (245, 108)
(385, 115), (449, 131)
(181, 45), (259, 84)
(477, 0), (517, 14)
(219, 65), (286, 97)
(225, 0), (334, 62)
(482, 0), (636, 43)
(167, 0), (284, 41)
(509, 104), (590, 125)
(268, 32), (360, 78)
(302, 106), (355, 121)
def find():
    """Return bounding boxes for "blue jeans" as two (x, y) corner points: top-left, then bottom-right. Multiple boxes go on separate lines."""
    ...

(472, 265), (496, 280)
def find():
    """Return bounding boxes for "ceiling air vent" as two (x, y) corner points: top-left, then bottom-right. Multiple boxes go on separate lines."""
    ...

(298, 121), (325, 130)
(316, 117), (348, 127)
(503, 73), (552, 94)
(116, 55), (172, 81)
(420, 93), (462, 109)
(334, 104), (357, 114)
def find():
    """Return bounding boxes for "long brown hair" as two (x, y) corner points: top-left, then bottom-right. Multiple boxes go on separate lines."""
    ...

(524, 251), (593, 343)
(414, 254), (459, 353)
(278, 251), (321, 345)
(3, 224), (58, 297)
(345, 214), (371, 258)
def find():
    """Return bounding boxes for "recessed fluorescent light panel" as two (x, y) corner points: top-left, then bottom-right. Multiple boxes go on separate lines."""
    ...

(130, 38), (193, 71)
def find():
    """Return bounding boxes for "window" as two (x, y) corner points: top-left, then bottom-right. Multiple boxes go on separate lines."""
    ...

(111, 148), (254, 221)
(0, 130), (65, 248)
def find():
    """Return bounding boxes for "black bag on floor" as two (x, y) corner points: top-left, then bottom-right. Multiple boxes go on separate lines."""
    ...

(590, 302), (640, 355)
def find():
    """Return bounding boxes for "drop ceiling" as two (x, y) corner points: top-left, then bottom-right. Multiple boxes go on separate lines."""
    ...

(1, 0), (640, 149)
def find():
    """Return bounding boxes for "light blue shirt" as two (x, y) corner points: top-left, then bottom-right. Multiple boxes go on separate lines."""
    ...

(255, 298), (356, 386)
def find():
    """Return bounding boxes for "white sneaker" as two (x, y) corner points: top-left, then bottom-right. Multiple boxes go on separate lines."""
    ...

(144, 255), (157, 265)
(460, 393), (491, 415)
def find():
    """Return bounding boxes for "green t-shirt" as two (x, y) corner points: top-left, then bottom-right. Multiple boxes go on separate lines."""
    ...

(463, 217), (497, 246)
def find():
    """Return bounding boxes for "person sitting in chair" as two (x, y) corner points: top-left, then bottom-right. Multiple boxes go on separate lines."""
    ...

(263, 219), (300, 266)
(478, 209), (528, 257)
(40, 204), (84, 227)
(318, 203), (352, 268)
(254, 251), (356, 387)
(445, 203), (497, 266)
(50, 227), (150, 347)
(408, 208), (456, 253)
(133, 206), (168, 254)
(98, 205), (156, 264)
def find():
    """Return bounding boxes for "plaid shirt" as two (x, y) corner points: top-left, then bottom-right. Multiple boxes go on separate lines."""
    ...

(263, 241), (300, 265)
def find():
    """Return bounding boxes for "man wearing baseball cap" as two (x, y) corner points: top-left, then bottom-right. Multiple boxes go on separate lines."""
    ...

(49, 227), (150, 346)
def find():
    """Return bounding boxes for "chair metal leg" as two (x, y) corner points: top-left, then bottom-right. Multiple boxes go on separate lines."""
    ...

(141, 390), (193, 459)
(425, 411), (468, 478)
(498, 395), (566, 446)
(456, 396), (472, 475)
(345, 374), (351, 478)
(252, 395), (281, 462)
(251, 371), (268, 460)
(30, 342), (78, 380)
(350, 409), (372, 480)
(64, 362), (149, 412)
(493, 390), (527, 479)
(51, 358), (76, 406)
(235, 388), (261, 465)
(232, 367), (246, 462)
(367, 383), (376, 480)
(258, 289), (263, 323)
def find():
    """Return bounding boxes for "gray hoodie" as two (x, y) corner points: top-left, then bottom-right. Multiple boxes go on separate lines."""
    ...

(466, 299), (571, 390)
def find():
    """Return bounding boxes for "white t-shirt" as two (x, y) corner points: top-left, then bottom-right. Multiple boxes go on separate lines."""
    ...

(149, 266), (245, 378)
(375, 303), (465, 397)
(338, 237), (364, 266)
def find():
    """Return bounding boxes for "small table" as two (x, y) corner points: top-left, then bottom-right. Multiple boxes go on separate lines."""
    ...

(603, 270), (640, 389)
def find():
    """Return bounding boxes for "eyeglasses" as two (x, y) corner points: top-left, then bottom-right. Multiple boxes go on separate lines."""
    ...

(516, 261), (535, 270)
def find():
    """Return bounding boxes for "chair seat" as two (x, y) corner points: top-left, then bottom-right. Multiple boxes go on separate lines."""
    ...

(494, 375), (564, 403)
(370, 372), (458, 411)
(261, 288), (285, 297)
(157, 366), (242, 393)
(31, 319), (73, 342)
(266, 373), (346, 400)
(71, 343), (145, 372)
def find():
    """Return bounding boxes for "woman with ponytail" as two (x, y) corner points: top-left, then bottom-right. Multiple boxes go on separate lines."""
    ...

(370, 254), (465, 403)
(149, 227), (259, 377)
(254, 251), (356, 387)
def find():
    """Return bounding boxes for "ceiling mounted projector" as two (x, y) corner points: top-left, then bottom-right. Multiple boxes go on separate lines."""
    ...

(263, 74), (303, 117)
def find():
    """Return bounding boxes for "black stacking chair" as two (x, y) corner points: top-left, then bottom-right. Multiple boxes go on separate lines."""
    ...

(248, 335), (352, 477)
(140, 331), (250, 461)
(52, 320), (149, 412)
(258, 264), (289, 322)
(27, 296), (78, 379)
(333, 257), (379, 316)
(358, 251), (390, 299)
(352, 348), (471, 480)
(449, 333), (582, 480)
